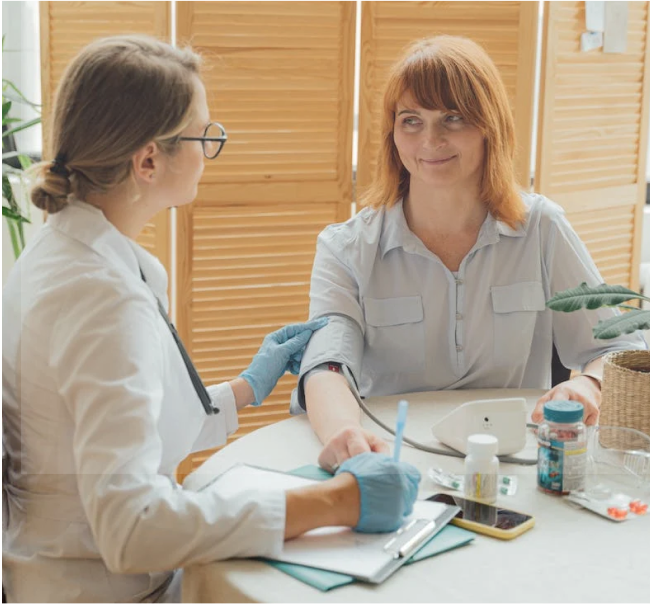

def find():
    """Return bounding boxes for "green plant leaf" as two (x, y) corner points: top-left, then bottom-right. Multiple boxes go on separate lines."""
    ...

(592, 310), (650, 339)
(2, 116), (41, 139)
(2, 99), (11, 120)
(547, 282), (650, 311)
(1, 80), (41, 111)
(2, 172), (14, 203)
(17, 153), (32, 169)
(2, 205), (30, 223)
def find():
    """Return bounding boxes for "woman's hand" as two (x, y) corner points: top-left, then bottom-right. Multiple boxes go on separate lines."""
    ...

(336, 452), (421, 533)
(284, 452), (421, 539)
(532, 375), (601, 425)
(318, 425), (390, 473)
(239, 318), (328, 406)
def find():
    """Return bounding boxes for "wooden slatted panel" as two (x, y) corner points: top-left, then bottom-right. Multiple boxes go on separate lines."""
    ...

(567, 204), (636, 286)
(176, 2), (355, 442)
(358, 1), (539, 193)
(39, 1), (171, 273)
(535, 1), (650, 290)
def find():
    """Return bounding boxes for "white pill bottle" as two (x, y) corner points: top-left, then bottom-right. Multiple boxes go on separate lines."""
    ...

(463, 434), (499, 504)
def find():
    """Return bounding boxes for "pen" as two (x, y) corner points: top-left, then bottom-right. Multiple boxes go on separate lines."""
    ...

(393, 399), (409, 462)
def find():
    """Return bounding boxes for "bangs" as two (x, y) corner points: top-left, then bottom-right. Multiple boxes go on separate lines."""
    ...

(365, 35), (524, 227)
(385, 44), (489, 129)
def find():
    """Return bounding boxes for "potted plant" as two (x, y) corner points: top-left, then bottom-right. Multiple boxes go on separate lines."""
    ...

(547, 282), (650, 437)
(3, 50), (41, 259)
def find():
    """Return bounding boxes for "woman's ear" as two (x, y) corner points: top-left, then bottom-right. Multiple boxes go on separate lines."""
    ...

(131, 142), (160, 184)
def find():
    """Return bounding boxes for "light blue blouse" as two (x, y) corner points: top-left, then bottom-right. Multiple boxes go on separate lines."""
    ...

(291, 193), (647, 413)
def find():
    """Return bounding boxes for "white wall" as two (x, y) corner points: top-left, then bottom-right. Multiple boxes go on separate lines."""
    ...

(3, 0), (41, 154)
(2, 0), (43, 285)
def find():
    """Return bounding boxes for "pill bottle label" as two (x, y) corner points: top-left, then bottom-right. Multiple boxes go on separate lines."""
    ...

(538, 439), (587, 494)
(465, 472), (497, 503)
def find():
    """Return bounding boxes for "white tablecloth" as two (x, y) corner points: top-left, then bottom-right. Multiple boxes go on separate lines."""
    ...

(182, 389), (648, 603)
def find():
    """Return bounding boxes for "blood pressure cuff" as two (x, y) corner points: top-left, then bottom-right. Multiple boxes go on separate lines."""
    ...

(289, 314), (363, 415)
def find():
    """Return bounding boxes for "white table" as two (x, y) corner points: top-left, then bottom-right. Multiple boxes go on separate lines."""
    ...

(182, 389), (649, 603)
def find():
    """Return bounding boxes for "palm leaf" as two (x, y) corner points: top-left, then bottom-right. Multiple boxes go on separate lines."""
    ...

(2, 171), (14, 203)
(2, 99), (11, 120)
(17, 153), (31, 169)
(2, 205), (30, 223)
(2, 80), (42, 111)
(2, 116), (41, 139)
(592, 310), (650, 339)
(547, 282), (650, 312)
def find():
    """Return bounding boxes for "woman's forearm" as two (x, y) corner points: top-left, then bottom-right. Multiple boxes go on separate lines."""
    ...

(304, 370), (363, 444)
(582, 356), (604, 381)
(229, 377), (256, 409)
(284, 473), (360, 539)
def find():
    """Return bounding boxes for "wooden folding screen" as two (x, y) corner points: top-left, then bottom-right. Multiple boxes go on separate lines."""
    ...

(535, 1), (650, 289)
(357, 1), (539, 194)
(39, 1), (171, 273)
(175, 2), (356, 439)
(41, 1), (650, 463)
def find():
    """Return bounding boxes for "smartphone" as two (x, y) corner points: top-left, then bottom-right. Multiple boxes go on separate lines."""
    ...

(427, 493), (535, 540)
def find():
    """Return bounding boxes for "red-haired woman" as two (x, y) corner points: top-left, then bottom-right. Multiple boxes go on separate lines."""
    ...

(293, 36), (647, 471)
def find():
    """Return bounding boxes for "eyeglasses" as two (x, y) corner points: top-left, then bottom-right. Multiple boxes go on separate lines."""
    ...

(178, 122), (228, 159)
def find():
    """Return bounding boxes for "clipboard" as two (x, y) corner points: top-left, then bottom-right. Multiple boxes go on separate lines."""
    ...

(192, 463), (460, 583)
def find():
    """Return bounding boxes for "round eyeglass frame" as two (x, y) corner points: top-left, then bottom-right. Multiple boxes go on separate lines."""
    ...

(178, 122), (228, 159)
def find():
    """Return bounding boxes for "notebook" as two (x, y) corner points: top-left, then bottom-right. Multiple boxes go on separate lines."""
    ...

(193, 462), (460, 584)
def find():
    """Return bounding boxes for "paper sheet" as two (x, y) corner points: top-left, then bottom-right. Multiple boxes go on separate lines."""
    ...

(604, 1), (628, 53)
(585, 1), (605, 32)
(197, 464), (452, 580)
(581, 31), (604, 52)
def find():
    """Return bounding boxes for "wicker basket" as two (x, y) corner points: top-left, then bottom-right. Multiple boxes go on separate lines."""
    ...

(600, 351), (650, 445)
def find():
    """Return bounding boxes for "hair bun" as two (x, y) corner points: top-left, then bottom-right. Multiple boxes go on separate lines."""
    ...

(30, 164), (72, 214)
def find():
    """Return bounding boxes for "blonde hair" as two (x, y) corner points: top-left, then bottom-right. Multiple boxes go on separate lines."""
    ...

(30, 35), (202, 213)
(361, 36), (525, 229)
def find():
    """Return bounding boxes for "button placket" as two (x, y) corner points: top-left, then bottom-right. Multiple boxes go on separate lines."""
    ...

(454, 275), (465, 366)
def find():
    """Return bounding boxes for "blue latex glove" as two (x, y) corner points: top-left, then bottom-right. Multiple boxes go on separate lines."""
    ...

(336, 452), (421, 533)
(240, 318), (328, 406)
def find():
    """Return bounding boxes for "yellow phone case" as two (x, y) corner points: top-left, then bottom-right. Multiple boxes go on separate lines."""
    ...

(450, 514), (535, 540)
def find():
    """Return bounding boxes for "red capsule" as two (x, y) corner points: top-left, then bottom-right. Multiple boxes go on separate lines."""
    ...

(607, 506), (628, 520)
(629, 500), (648, 515)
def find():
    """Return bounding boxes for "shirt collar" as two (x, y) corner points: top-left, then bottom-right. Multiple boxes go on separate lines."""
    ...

(379, 199), (421, 258)
(47, 199), (168, 301)
(474, 211), (527, 250)
(495, 214), (527, 238)
(379, 198), (526, 258)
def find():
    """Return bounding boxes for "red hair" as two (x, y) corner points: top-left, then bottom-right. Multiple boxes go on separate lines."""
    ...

(360, 36), (526, 229)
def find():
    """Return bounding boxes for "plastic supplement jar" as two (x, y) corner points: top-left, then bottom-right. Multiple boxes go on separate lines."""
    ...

(537, 400), (587, 495)
(464, 434), (499, 503)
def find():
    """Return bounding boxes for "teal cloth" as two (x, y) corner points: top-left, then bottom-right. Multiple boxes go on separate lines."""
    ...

(260, 465), (475, 591)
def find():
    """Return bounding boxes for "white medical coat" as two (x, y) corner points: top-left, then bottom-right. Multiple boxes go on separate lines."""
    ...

(2, 200), (285, 602)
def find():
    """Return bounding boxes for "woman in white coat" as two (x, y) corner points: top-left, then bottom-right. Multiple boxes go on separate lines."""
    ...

(1, 36), (420, 603)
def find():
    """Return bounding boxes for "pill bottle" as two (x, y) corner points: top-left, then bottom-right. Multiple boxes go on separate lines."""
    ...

(464, 434), (499, 504)
(537, 400), (587, 495)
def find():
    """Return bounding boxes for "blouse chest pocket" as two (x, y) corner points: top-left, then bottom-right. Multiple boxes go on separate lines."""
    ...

(491, 282), (546, 367)
(363, 295), (425, 374)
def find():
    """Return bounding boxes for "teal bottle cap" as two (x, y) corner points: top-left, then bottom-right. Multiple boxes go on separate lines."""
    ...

(543, 400), (584, 423)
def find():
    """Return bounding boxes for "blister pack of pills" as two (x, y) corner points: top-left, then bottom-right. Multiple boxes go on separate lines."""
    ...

(567, 490), (648, 522)
(427, 467), (518, 496)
